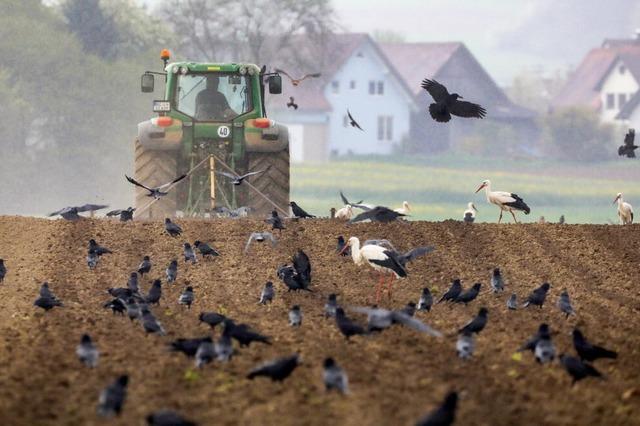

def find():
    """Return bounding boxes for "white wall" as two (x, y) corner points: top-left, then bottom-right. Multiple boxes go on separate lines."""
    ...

(600, 59), (639, 123)
(324, 41), (413, 155)
(627, 105), (640, 132)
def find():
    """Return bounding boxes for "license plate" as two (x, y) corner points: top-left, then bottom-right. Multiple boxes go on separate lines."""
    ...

(153, 100), (171, 112)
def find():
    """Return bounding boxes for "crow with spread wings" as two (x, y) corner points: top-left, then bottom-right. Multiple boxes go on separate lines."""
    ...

(125, 174), (186, 199)
(49, 204), (108, 221)
(618, 129), (638, 158)
(215, 166), (270, 186)
(421, 78), (487, 123)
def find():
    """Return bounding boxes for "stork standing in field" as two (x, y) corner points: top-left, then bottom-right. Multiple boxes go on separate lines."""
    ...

(394, 201), (412, 215)
(475, 180), (530, 223)
(340, 237), (407, 303)
(613, 193), (633, 225)
(463, 202), (477, 223)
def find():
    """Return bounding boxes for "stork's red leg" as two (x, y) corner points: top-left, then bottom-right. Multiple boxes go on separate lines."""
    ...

(386, 274), (395, 300)
(374, 272), (384, 304)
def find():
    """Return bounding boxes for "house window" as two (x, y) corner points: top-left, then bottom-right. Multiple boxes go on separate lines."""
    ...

(377, 115), (394, 141)
(331, 81), (339, 94)
(377, 81), (384, 95)
(619, 93), (627, 108)
(350, 80), (356, 89)
(369, 81), (376, 95)
(606, 93), (615, 109)
(619, 65), (626, 74)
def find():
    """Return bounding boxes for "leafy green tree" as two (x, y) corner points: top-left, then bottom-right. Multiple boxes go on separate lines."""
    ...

(62, 0), (120, 59)
(541, 108), (615, 162)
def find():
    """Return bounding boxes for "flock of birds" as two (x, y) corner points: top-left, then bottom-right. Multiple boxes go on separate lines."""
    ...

(14, 183), (623, 425)
(10, 75), (633, 425)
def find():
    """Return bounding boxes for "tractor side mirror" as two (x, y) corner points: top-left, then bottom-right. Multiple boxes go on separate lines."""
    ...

(141, 73), (155, 93)
(268, 75), (282, 94)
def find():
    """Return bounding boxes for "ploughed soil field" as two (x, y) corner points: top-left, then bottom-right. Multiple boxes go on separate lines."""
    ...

(0, 216), (639, 426)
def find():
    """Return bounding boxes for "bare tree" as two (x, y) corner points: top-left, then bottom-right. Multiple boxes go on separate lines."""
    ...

(160, 0), (336, 67)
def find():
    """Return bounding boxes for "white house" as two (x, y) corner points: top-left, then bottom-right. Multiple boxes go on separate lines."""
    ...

(552, 35), (640, 124)
(268, 33), (416, 163)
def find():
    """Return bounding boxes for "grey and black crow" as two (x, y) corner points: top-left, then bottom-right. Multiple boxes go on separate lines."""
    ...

(164, 218), (182, 237)
(415, 391), (458, 426)
(97, 375), (128, 417)
(106, 207), (135, 222)
(49, 204), (108, 220)
(247, 354), (300, 381)
(125, 174), (186, 199)
(323, 357), (349, 394)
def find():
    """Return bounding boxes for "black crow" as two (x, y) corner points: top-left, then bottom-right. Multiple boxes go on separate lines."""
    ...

(106, 207), (135, 222)
(335, 307), (366, 340)
(141, 307), (166, 335)
(347, 109), (364, 131)
(265, 210), (285, 233)
(437, 279), (462, 304)
(108, 287), (133, 299)
(572, 329), (617, 362)
(49, 204), (108, 220)
(247, 354), (300, 381)
(0, 259), (5, 283)
(618, 129), (637, 158)
(226, 320), (271, 347)
(103, 298), (126, 315)
(523, 282), (551, 308)
(454, 283), (481, 305)
(125, 174), (186, 199)
(337, 236), (350, 256)
(146, 280), (162, 305)
(215, 166), (270, 186)
(290, 201), (315, 218)
(39, 282), (57, 300)
(34, 296), (62, 311)
(164, 218), (182, 237)
(97, 375), (128, 417)
(421, 78), (486, 122)
(194, 240), (219, 258)
(170, 337), (209, 358)
(349, 206), (405, 223)
(146, 410), (196, 426)
(88, 239), (112, 256)
(458, 307), (488, 334)
(286, 96), (298, 109)
(559, 354), (602, 385)
(199, 312), (227, 329)
(415, 391), (458, 426)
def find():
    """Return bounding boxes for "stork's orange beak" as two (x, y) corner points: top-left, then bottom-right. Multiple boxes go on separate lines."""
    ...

(475, 184), (486, 193)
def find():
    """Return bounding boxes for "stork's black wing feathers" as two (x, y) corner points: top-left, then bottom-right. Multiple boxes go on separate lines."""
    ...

(503, 193), (530, 214)
(421, 79), (449, 102)
(450, 100), (487, 119)
(369, 250), (407, 278)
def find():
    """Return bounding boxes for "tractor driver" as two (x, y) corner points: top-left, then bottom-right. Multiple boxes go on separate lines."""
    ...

(195, 75), (235, 120)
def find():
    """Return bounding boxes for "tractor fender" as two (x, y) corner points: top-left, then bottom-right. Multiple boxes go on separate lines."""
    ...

(245, 120), (289, 153)
(137, 117), (183, 151)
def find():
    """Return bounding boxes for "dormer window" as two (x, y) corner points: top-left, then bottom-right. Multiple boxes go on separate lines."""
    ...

(619, 65), (626, 74)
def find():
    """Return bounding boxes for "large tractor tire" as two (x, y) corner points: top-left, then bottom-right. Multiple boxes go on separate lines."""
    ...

(133, 139), (179, 219)
(244, 148), (290, 217)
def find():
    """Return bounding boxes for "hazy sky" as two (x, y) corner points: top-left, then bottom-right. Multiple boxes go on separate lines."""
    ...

(141, 0), (640, 84)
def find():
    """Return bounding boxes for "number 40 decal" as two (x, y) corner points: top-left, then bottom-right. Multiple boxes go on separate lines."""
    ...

(217, 126), (230, 138)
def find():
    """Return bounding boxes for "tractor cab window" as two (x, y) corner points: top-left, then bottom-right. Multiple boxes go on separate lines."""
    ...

(175, 73), (252, 121)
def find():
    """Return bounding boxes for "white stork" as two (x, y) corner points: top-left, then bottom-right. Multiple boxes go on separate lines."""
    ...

(613, 193), (633, 224)
(394, 201), (412, 215)
(463, 202), (477, 223)
(475, 179), (530, 223)
(335, 205), (353, 220)
(340, 237), (407, 303)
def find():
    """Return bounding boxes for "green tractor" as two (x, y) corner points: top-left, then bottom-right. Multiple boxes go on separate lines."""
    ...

(134, 49), (289, 218)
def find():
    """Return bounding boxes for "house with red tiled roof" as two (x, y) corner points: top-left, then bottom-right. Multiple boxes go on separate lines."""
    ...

(552, 35), (640, 123)
(268, 33), (535, 160)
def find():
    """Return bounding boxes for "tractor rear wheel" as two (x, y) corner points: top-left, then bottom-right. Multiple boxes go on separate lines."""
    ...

(243, 148), (290, 217)
(133, 138), (179, 219)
